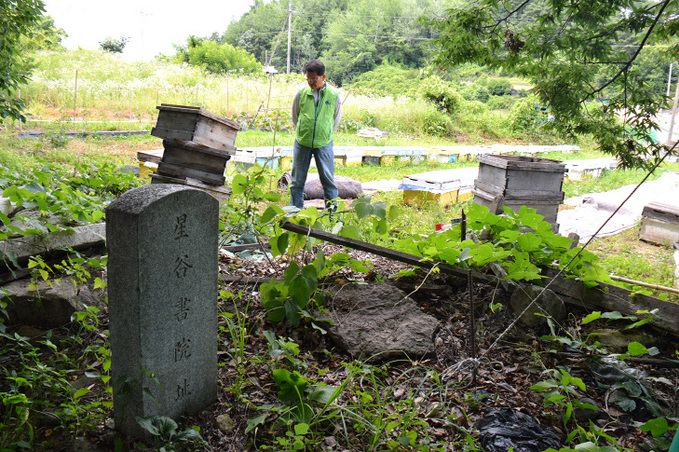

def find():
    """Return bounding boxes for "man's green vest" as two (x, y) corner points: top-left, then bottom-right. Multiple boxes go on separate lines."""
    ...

(295, 84), (338, 148)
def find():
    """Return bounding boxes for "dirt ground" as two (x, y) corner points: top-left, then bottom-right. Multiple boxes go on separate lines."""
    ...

(177, 244), (679, 451)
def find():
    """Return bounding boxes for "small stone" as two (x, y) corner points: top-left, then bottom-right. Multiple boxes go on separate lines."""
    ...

(430, 428), (447, 437)
(15, 325), (46, 339)
(323, 436), (337, 448)
(588, 329), (655, 353)
(216, 414), (234, 434)
(70, 374), (98, 391)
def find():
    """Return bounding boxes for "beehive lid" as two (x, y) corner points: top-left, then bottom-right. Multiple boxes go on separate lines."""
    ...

(155, 104), (240, 130)
(152, 104), (240, 152)
(478, 154), (566, 172)
(399, 167), (479, 192)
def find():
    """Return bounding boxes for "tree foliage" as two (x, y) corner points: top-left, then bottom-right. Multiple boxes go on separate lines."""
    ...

(220, 0), (449, 85)
(222, 0), (288, 67)
(0, 0), (46, 121)
(174, 37), (263, 74)
(99, 36), (129, 53)
(20, 14), (66, 51)
(425, 0), (679, 168)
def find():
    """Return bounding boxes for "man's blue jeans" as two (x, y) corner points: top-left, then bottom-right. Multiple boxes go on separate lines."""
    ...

(289, 140), (338, 209)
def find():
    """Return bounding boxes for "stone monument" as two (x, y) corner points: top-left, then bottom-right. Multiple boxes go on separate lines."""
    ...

(106, 184), (218, 437)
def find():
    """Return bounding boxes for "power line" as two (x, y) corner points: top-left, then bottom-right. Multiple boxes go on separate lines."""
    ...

(299, 29), (432, 41)
(232, 28), (433, 42)
(293, 9), (424, 20)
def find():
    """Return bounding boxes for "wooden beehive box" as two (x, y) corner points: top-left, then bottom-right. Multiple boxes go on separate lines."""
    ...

(151, 104), (239, 152)
(473, 155), (566, 230)
(639, 202), (679, 246)
(156, 139), (235, 186)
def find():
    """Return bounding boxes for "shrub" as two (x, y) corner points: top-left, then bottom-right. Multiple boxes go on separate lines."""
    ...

(470, 85), (490, 103)
(419, 76), (461, 114)
(486, 78), (513, 96)
(486, 95), (517, 110)
(185, 40), (262, 74)
(422, 109), (454, 136)
(346, 63), (422, 98)
(509, 95), (547, 134)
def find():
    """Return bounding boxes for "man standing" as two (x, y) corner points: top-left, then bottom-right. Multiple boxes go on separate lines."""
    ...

(290, 59), (342, 210)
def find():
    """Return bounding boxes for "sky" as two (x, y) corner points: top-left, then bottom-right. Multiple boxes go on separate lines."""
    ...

(42, 0), (255, 61)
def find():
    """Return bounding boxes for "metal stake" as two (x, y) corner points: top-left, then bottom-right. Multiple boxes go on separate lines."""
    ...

(468, 270), (477, 386)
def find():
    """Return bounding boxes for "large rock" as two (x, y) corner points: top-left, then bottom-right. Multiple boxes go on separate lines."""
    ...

(2, 276), (105, 327)
(0, 223), (106, 268)
(325, 283), (437, 361)
(510, 284), (566, 327)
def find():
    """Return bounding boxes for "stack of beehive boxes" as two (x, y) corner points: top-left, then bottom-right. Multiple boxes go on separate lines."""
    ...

(150, 104), (240, 200)
(472, 155), (566, 232)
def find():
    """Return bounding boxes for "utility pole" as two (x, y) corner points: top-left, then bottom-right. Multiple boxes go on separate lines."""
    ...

(668, 63), (674, 97)
(287, 0), (292, 74)
(667, 68), (679, 146)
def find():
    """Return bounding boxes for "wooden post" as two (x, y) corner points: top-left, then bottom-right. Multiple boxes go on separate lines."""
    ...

(17, 89), (22, 132)
(129, 91), (133, 126)
(267, 75), (273, 110)
(73, 69), (78, 131)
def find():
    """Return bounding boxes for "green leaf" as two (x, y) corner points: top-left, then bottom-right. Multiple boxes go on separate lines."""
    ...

(371, 202), (387, 219)
(639, 417), (669, 438)
(352, 197), (371, 219)
(231, 174), (248, 195)
(300, 265), (318, 293)
(340, 224), (360, 240)
(271, 232), (289, 256)
(574, 441), (598, 451)
(272, 369), (308, 403)
(294, 423), (310, 436)
(627, 342), (649, 357)
(308, 385), (338, 404)
(517, 233), (542, 252)
(175, 427), (203, 443)
(263, 191), (282, 202)
(260, 205), (282, 224)
(581, 311), (601, 325)
(245, 414), (267, 434)
(136, 416), (161, 436)
(73, 387), (90, 399)
(94, 277), (106, 289)
(284, 261), (300, 284)
(600, 311), (624, 320)
(284, 299), (302, 326)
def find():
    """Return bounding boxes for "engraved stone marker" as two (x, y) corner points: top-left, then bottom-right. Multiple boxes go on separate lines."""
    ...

(106, 184), (218, 437)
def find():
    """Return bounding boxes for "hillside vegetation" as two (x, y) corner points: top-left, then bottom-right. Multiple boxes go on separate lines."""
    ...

(20, 49), (572, 149)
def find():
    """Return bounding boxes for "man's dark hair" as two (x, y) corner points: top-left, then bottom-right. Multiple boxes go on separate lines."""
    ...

(305, 59), (325, 76)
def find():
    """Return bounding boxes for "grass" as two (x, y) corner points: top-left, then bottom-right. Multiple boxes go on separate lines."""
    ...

(3, 110), (679, 452)
(588, 225), (679, 302)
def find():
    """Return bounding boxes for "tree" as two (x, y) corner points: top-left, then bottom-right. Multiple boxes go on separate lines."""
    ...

(222, 0), (287, 66)
(427, 0), (679, 167)
(426, 0), (679, 168)
(321, 0), (432, 85)
(0, 0), (45, 121)
(99, 36), (130, 53)
(20, 14), (66, 51)
(174, 37), (263, 74)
